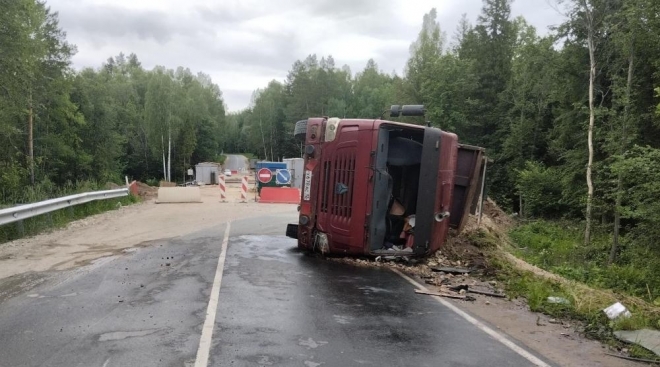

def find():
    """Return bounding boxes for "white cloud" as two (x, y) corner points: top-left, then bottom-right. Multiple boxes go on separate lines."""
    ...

(47, 0), (565, 111)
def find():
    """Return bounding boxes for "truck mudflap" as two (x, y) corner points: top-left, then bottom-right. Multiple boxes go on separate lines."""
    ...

(286, 224), (299, 239)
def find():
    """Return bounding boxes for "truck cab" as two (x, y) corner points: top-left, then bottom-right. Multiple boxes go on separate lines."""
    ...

(287, 106), (485, 256)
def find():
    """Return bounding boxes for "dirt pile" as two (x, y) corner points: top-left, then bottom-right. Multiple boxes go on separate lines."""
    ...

(329, 204), (511, 297)
(136, 182), (158, 199)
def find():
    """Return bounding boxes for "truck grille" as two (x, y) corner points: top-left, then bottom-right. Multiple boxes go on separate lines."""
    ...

(320, 150), (355, 219)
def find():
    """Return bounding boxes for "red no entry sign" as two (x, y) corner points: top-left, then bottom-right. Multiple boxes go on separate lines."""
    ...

(257, 168), (272, 183)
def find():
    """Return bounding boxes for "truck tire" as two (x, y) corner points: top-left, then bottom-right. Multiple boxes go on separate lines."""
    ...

(294, 120), (307, 141)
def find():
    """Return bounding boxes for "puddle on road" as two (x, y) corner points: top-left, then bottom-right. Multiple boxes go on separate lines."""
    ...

(98, 328), (159, 341)
(298, 337), (328, 349)
(357, 286), (394, 294)
(333, 315), (353, 325)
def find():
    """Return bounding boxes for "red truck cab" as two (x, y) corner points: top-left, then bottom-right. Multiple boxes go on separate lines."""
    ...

(287, 107), (485, 257)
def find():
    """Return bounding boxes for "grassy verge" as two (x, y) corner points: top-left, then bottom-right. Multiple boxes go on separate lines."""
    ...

(510, 221), (660, 303)
(0, 195), (139, 244)
(466, 226), (660, 360)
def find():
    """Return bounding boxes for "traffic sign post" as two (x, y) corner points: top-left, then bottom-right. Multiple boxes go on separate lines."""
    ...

(257, 168), (272, 184)
(275, 169), (291, 185)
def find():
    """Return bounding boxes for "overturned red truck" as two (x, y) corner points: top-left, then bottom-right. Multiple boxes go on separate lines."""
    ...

(286, 105), (486, 257)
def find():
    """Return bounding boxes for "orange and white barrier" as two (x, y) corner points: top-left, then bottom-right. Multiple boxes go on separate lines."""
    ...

(259, 187), (301, 204)
(218, 174), (226, 202)
(240, 176), (248, 203)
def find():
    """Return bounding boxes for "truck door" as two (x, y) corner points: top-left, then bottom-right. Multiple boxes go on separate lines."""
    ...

(414, 128), (458, 255)
(450, 145), (485, 232)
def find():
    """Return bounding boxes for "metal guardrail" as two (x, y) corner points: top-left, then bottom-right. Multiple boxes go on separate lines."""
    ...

(0, 188), (129, 226)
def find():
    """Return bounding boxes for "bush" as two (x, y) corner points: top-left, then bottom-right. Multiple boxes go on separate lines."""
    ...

(516, 161), (565, 218)
(510, 220), (660, 301)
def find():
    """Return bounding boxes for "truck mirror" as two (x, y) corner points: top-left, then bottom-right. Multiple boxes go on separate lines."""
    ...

(401, 105), (426, 117)
(390, 105), (402, 117)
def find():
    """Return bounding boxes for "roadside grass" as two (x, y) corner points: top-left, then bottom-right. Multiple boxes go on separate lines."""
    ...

(510, 221), (660, 303)
(467, 225), (660, 361)
(0, 194), (139, 245)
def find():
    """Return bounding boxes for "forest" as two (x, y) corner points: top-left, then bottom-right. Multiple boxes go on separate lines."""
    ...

(3, 0), (660, 290)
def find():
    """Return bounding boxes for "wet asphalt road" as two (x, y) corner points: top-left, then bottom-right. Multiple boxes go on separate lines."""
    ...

(0, 214), (552, 367)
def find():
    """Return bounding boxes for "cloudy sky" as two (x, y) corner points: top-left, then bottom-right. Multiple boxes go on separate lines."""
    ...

(47, 0), (565, 112)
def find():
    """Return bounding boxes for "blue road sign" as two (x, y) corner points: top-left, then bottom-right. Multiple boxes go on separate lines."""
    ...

(276, 169), (291, 185)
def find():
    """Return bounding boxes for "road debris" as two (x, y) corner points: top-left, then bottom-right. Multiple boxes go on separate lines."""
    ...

(430, 267), (471, 275)
(415, 289), (466, 300)
(448, 284), (506, 298)
(536, 316), (546, 326)
(603, 302), (632, 320)
(547, 296), (570, 305)
(604, 352), (660, 364)
(467, 288), (506, 298)
(613, 329), (660, 357)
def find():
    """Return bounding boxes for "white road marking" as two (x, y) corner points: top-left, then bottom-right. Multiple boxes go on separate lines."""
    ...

(194, 222), (231, 367)
(391, 268), (552, 367)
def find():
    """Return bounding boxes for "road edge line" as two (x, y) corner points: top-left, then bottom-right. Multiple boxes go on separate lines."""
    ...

(391, 268), (552, 367)
(194, 222), (231, 367)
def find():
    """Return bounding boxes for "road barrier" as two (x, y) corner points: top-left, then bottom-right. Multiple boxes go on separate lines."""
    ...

(0, 188), (129, 226)
(240, 176), (248, 203)
(259, 187), (301, 204)
(156, 187), (202, 203)
(219, 174), (226, 202)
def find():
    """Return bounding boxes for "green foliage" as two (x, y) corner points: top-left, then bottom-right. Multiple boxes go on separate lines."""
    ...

(516, 162), (565, 217)
(0, 0), (227, 205)
(511, 221), (660, 301)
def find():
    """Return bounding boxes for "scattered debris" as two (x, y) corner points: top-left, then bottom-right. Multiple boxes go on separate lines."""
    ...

(613, 329), (660, 357)
(448, 284), (505, 298)
(604, 352), (660, 364)
(536, 316), (546, 326)
(467, 288), (506, 298)
(430, 267), (471, 275)
(548, 319), (561, 324)
(449, 284), (469, 292)
(603, 302), (632, 320)
(415, 289), (466, 300)
(547, 296), (570, 305)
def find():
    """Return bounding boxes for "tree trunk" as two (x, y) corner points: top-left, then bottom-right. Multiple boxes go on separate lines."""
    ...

(258, 111), (268, 161)
(28, 90), (34, 186)
(167, 126), (171, 182)
(584, 1), (596, 246)
(610, 51), (634, 265)
(161, 134), (166, 181)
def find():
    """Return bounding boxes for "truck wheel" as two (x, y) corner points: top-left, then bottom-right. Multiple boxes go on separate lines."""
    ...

(294, 120), (307, 141)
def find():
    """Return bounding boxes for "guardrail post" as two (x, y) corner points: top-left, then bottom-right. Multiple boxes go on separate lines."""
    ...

(16, 220), (24, 237)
